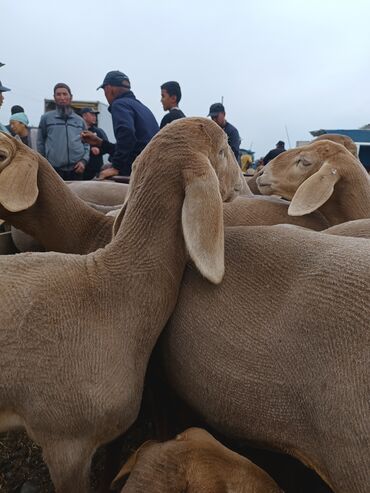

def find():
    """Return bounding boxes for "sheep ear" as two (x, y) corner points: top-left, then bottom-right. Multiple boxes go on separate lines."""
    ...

(111, 441), (157, 488)
(182, 157), (224, 285)
(288, 161), (340, 216)
(0, 152), (39, 212)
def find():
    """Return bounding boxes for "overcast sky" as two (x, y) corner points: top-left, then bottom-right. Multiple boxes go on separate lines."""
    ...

(1, 0), (370, 157)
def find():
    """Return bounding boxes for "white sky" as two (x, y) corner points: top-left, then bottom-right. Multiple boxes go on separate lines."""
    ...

(1, 0), (370, 157)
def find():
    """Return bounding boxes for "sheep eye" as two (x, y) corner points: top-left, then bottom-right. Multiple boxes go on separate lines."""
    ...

(0, 151), (8, 162)
(219, 149), (225, 158)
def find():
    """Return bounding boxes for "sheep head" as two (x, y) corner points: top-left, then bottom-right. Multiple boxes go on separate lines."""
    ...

(0, 132), (39, 212)
(256, 140), (362, 216)
(114, 428), (283, 493)
(113, 118), (244, 285)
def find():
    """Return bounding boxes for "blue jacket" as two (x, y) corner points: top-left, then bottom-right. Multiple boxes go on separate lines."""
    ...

(37, 109), (89, 170)
(107, 91), (159, 176)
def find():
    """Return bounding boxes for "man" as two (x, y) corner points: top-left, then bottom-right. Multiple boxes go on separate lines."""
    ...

(208, 103), (240, 161)
(0, 81), (11, 133)
(262, 141), (286, 165)
(160, 81), (185, 129)
(37, 83), (89, 180)
(82, 71), (159, 179)
(80, 107), (109, 180)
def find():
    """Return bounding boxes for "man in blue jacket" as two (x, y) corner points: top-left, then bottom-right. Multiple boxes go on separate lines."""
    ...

(85, 71), (159, 179)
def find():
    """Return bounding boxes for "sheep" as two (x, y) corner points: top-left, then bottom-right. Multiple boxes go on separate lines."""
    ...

(161, 224), (370, 493)
(67, 180), (129, 206)
(0, 133), (114, 253)
(113, 428), (283, 493)
(0, 118), (243, 493)
(324, 218), (370, 238)
(257, 139), (370, 225)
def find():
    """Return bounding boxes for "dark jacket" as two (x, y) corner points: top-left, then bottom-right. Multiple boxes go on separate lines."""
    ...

(37, 108), (89, 170)
(160, 108), (186, 129)
(224, 122), (241, 161)
(263, 147), (285, 165)
(102, 91), (159, 176)
(84, 125), (109, 179)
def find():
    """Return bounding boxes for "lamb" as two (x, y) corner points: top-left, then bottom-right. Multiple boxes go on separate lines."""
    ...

(257, 139), (370, 225)
(162, 224), (370, 493)
(0, 118), (243, 492)
(113, 428), (282, 493)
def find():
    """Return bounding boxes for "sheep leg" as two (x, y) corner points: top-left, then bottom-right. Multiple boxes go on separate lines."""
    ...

(41, 438), (94, 493)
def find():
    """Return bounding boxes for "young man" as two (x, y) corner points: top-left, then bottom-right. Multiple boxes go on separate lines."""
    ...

(208, 103), (241, 161)
(82, 70), (159, 179)
(0, 81), (11, 133)
(37, 83), (89, 180)
(160, 81), (185, 129)
(80, 107), (109, 180)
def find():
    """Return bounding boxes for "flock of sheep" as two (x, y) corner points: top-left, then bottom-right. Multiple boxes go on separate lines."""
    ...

(0, 118), (368, 493)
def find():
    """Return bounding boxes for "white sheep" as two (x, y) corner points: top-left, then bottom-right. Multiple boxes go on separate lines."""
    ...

(0, 118), (243, 492)
(257, 139), (370, 225)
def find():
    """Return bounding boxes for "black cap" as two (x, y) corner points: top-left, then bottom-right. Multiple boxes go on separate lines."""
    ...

(80, 107), (99, 115)
(208, 102), (225, 117)
(0, 81), (11, 92)
(97, 71), (130, 90)
(276, 141), (285, 147)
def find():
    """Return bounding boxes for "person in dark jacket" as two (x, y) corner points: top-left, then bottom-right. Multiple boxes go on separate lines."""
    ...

(80, 107), (109, 180)
(160, 81), (185, 129)
(208, 103), (241, 161)
(82, 71), (159, 179)
(262, 141), (286, 165)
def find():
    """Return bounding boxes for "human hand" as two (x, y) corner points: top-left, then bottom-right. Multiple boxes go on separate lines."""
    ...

(81, 130), (102, 147)
(98, 166), (119, 180)
(91, 146), (100, 156)
(74, 161), (86, 174)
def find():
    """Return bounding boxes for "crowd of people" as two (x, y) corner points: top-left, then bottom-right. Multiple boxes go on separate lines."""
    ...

(0, 72), (286, 181)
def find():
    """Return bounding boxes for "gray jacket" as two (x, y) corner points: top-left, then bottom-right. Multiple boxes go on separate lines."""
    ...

(37, 109), (89, 170)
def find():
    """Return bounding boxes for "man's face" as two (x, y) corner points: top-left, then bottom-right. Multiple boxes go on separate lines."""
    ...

(103, 85), (116, 104)
(83, 112), (97, 127)
(161, 89), (176, 111)
(0, 92), (4, 108)
(54, 87), (72, 106)
(10, 120), (26, 135)
(211, 112), (226, 127)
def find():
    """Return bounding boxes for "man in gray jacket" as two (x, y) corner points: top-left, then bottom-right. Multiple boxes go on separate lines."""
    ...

(37, 83), (89, 180)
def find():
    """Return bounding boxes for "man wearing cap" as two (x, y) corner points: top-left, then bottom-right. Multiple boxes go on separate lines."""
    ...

(262, 140), (286, 165)
(0, 80), (11, 134)
(208, 103), (241, 161)
(80, 107), (109, 180)
(37, 83), (89, 180)
(82, 70), (159, 179)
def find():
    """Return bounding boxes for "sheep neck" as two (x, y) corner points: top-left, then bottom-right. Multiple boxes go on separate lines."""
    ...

(319, 164), (370, 225)
(0, 157), (113, 253)
(91, 161), (188, 364)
